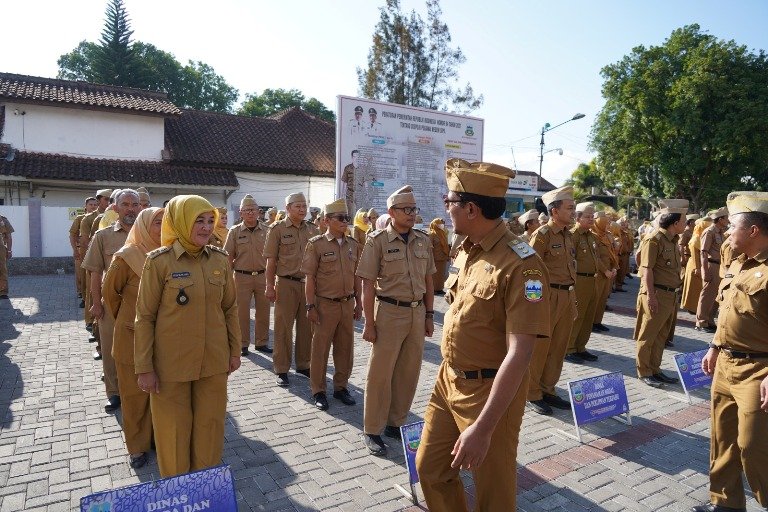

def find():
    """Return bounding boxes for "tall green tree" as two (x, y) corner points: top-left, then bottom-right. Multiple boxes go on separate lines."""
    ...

(566, 160), (606, 199)
(238, 88), (335, 123)
(91, 0), (145, 86)
(357, 0), (482, 113)
(590, 24), (768, 211)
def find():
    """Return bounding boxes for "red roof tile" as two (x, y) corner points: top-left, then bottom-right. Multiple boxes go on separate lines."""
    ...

(0, 72), (181, 116)
(0, 148), (237, 188)
(165, 107), (335, 177)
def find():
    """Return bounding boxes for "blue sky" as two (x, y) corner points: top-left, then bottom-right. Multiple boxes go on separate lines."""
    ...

(3, 0), (766, 187)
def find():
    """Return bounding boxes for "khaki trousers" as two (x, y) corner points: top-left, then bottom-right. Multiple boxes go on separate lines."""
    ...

(363, 300), (425, 434)
(593, 274), (611, 324)
(234, 272), (270, 348)
(116, 362), (152, 454)
(568, 275), (597, 354)
(417, 363), (528, 512)
(528, 287), (575, 400)
(709, 353), (768, 509)
(100, 307), (118, 397)
(697, 269), (721, 327)
(74, 257), (83, 295)
(83, 269), (94, 325)
(273, 277), (312, 374)
(150, 373), (228, 478)
(617, 253), (629, 285)
(310, 298), (354, 395)
(633, 290), (676, 377)
(0, 246), (7, 294)
(433, 259), (448, 292)
(666, 291), (679, 342)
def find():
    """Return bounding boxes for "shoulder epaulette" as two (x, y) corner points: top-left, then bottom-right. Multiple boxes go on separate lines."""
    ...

(508, 239), (536, 259)
(309, 234), (324, 242)
(653, 232), (662, 241)
(370, 229), (385, 238)
(147, 246), (172, 259)
(414, 228), (429, 236)
(538, 225), (550, 235)
(207, 244), (229, 255)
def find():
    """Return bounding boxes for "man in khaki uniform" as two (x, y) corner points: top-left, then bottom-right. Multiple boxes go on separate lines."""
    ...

(264, 192), (319, 386)
(80, 189), (112, 336)
(70, 197), (98, 305)
(527, 186), (577, 415)
(301, 199), (362, 410)
(416, 159), (550, 511)
(137, 187), (151, 209)
(356, 185), (435, 456)
(225, 195), (272, 356)
(565, 202), (600, 364)
(695, 191), (768, 512)
(696, 207), (729, 332)
(591, 211), (618, 332)
(82, 189), (139, 412)
(634, 199), (689, 388)
(0, 213), (14, 299)
(517, 209), (540, 243)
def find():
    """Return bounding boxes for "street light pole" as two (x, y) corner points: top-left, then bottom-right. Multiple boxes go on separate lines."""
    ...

(538, 113), (586, 176)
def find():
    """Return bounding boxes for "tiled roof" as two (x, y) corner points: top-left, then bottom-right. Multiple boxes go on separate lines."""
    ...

(165, 107), (335, 177)
(0, 72), (181, 116)
(0, 147), (237, 188)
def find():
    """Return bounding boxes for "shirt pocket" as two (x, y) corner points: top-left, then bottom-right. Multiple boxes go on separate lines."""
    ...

(382, 249), (407, 276)
(164, 278), (195, 307)
(207, 276), (225, 302)
(732, 275), (768, 315)
(319, 251), (338, 274)
(464, 280), (497, 321)
(280, 235), (297, 256)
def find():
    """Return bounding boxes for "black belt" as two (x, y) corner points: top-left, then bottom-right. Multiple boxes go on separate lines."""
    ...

(654, 284), (680, 293)
(319, 294), (356, 303)
(377, 296), (423, 308)
(279, 275), (305, 283)
(451, 367), (498, 379)
(550, 283), (575, 291)
(721, 348), (768, 360)
(234, 269), (265, 275)
(708, 259), (721, 264)
(576, 272), (595, 277)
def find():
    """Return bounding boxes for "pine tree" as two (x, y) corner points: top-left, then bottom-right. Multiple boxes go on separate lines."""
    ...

(90, 0), (146, 86)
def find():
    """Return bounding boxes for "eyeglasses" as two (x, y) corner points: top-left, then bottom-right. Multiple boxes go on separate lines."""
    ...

(241, 209), (258, 214)
(443, 199), (465, 209)
(392, 206), (420, 216)
(329, 215), (351, 222)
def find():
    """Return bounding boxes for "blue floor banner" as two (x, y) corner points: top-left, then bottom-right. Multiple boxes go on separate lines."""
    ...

(80, 464), (237, 512)
(674, 349), (712, 403)
(394, 421), (424, 504)
(567, 372), (632, 442)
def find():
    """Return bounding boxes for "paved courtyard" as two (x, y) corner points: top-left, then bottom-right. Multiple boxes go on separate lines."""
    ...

(0, 272), (764, 511)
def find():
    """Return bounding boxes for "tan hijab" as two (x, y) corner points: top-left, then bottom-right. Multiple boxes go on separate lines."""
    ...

(114, 207), (163, 275)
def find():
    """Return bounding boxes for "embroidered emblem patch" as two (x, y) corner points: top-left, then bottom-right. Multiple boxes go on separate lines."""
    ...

(524, 279), (544, 302)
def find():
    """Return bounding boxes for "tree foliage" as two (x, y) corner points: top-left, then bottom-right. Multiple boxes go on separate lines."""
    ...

(590, 24), (768, 211)
(238, 88), (335, 123)
(57, 0), (238, 112)
(357, 0), (482, 113)
(566, 160), (606, 199)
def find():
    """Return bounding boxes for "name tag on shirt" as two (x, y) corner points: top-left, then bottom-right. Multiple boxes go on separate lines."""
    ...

(172, 272), (191, 279)
(552, 244), (562, 248)
(387, 248), (400, 253)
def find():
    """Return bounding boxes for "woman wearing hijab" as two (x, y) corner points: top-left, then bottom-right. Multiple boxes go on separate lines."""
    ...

(591, 212), (618, 331)
(134, 195), (241, 477)
(351, 208), (369, 245)
(366, 208), (379, 233)
(209, 207), (228, 248)
(375, 213), (391, 231)
(681, 217), (712, 313)
(429, 218), (450, 294)
(102, 207), (163, 469)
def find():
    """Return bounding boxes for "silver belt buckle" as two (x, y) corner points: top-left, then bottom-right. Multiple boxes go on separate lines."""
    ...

(568, 285), (574, 291)
(451, 367), (466, 379)
(410, 301), (419, 308)
(251, 271), (258, 276)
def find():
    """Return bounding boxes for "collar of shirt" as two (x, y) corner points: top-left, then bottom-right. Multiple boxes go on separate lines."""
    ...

(283, 217), (305, 229)
(657, 228), (675, 242)
(240, 221), (262, 232)
(741, 248), (768, 265)
(462, 221), (508, 253)
(171, 240), (210, 260)
(114, 221), (129, 232)
(324, 231), (347, 243)
(385, 224), (411, 243)
(547, 220), (566, 234)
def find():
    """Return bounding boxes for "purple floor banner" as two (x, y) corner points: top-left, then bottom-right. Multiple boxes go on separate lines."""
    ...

(567, 372), (631, 442)
(674, 349), (712, 403)
(80, 464), (237, 512)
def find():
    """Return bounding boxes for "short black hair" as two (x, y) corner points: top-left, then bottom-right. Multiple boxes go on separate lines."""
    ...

(738, 212), (768, 234)
(547, 200), (563, 215)
(524, 219), (537, 231)
(686, 219), (696, 227)
(456, 192), (506, 220)
(351, 150), (359, 157)
(658, 213), (682, 229)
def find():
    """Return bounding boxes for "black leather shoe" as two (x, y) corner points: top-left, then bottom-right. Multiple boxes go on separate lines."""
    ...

(591, 324), (601, 333)
(79, 300), (85, 308)
(104, 395), (121, 413)
(654, 372), (679, 384)
(383, 426), (402, 440)
(88, 336), (97, 343)
(100, 372), (104, 382)
(313, 392), (329, 411)
(543, 393), (571, 410)
(254, 345), (273, 354)
(333, 388), (356, 405)
(0, 295), (8, 300)
(564, 353), (584, 364)
(276, 373), (289, 387)
(363, 434), (387, 455)
(596, 323), (610, 332)
(296, 368), (310, 378)
(86, 323), (93, 333)
(694, 325), (716, 334)
(691, 503), (746, 512)
(604, 305), (613, 312)
(640, 376), (664, 388)
(93, 351), (102, 360)
(527, 399), (553, 415)
(129, 452), (148, 469)
(241, 347), (250, 356)
(665, 340), (674, 347)
(577, 351), (599, 361)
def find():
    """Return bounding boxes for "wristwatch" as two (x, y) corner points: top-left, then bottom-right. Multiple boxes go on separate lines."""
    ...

(305, 304), (316, 311)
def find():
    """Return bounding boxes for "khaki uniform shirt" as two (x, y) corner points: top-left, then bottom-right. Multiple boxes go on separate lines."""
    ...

(593, 229), (618, 270)
(69, 215), (84, 248)
(530, 221), (576, 285)
(263, 218), (319, 277)
(301, 233), (360, 299)
(90, 213), (105, 238)
(225, 222), (268, 272)
(714, 250), (768, 353)
(639, 228), (681, 289)
(701, 224), (725, 262)
(679, 228), (693, 263)
(79, 211), (99, 256)
(0, 215), (13, 249)
(571, 226), (599, 275)
(134, 241), (240, 381)
(442, 222), (550, 370)
(429, 232), (450, 263)
(102, 255), (140, 364)
(356, 225), (436, 302)
(81, 222), (130, 274)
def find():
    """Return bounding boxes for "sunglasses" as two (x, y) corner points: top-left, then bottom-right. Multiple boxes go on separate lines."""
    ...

(392, 206), (420, 215)
(329, 215), (351, 222)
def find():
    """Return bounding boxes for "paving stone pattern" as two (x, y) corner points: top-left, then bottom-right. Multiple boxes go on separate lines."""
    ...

(0, 273), (763, 511)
